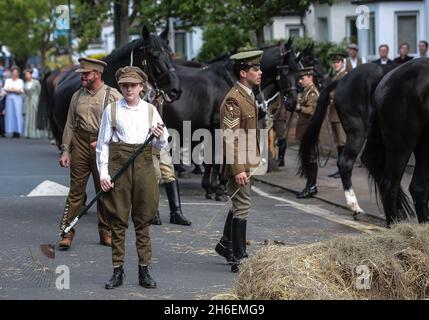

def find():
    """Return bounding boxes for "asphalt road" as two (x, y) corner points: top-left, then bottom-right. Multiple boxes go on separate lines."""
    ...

(0, 137), (383, 299)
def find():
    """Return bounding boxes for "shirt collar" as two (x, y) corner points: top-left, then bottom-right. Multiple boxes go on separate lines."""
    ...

(120, 97), (145, 110)
(237, 81), (253, 98)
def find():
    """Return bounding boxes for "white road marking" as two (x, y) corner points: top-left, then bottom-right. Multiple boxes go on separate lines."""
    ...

(252, 185), (384, 234)
(27, 180), (70, 197)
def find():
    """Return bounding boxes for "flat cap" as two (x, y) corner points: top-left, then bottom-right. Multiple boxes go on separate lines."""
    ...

(230, 50), (263, 68)
(75, 57), (107, 73)
(115, 66), (148, 84)
(348, 43), (359, 50)
(297, 66), (314, 78)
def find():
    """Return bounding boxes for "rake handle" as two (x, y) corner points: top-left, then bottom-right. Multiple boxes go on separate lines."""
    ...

(61, 132), (157, 237)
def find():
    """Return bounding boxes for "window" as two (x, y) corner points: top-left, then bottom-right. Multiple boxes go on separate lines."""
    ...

(396, 12), (418, 54)
(264, 25), (273, 41)
(174, 32), (186, 59)
(286, 25), (303, 39)
(317, 18), (328, 42)
(346, 17), (358, 45)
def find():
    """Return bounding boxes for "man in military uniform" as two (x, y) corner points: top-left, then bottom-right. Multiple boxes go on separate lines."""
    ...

(295, 67), (320, 198)
(327, 52), (347, 179)
(58, 57), (122, 249)
(215, 50), (262, 273)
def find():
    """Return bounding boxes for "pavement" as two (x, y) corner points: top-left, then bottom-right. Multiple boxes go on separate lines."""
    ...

(254, 144), (414, 223)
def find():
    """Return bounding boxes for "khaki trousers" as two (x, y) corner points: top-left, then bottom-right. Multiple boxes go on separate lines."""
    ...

(153, 148), (176, 184)
(59, 128), (110, 237)
(227, 175), (252, 220)
(102, 142), (159, 267)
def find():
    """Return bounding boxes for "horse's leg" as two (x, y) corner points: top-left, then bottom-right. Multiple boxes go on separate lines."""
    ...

(409, 137), (429, 223)
(202, 163), (215, 199)
(338, 129), (366, 216)
(381, 145), (414, 226)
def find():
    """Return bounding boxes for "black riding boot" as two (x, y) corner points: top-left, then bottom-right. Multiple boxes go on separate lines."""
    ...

(151, 210), (162, 225)
(105, 266), (125, 289)
(277, 139), (287, 167)
(138, 265), (157, 288)
(230, 218), (247, 273)
(328, 146), (344, 178)
(215, 211), (234, 263)
(297, 163), (318, 199)
(165, 180), (192, 226)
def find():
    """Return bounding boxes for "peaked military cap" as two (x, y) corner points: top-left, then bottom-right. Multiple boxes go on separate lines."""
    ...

(230, 50), (263, 68)
(328, 52), (347, 61)
(75, 57), (107, 73)
(297, 66), (314, 78)
(115, 66), (148, 84)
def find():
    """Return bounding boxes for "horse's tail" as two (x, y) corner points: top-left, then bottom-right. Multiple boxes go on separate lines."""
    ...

(361, 114), (416, 221)
(298, 80), (337, 177)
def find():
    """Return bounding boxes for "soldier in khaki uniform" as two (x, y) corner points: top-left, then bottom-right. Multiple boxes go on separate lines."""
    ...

(215, 51), (262, 273)
(327, 52), (347, 179)
(58, 57), (122, 249)
(295, 67), (320, 198)
(97, 66), (168, 289)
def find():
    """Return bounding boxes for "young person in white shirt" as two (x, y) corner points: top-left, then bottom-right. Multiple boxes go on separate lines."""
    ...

(96, 66), (168, 290)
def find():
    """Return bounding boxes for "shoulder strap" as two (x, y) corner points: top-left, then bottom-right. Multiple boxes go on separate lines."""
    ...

(103, 86), (111, 109)
(149, 103), (154, 126)
(110, 102), (117, 132)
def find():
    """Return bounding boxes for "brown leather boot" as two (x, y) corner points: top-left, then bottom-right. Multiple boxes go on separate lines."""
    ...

(58, 232), (74, 250)
(100, 234), (112, 247)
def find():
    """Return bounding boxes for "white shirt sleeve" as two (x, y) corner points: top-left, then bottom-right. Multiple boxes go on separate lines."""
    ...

(150, 104), (169, 150)
(96, 104), (113, 181)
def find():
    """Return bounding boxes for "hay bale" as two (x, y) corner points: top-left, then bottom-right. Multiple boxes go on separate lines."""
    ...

(232, 223), (429, 300)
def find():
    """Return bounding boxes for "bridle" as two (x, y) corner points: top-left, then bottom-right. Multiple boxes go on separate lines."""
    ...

(257, 44), (298, 112)
(128, 37), (177, 100)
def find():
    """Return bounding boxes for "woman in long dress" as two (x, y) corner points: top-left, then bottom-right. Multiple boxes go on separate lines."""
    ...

(23, 69), (44, 138)
(4, 66), (24, 138)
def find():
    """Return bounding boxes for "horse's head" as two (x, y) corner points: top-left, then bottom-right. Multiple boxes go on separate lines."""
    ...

(135, 26), (182, 102)
(258, 40), (299, 112)
(299, 42), (329, 90)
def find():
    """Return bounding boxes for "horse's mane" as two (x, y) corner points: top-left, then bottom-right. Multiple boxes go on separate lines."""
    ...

(104, 39), (143, 64)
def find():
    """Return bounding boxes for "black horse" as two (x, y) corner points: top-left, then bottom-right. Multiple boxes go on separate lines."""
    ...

(163, 40), (300, 200)
(44, 26), (181, 145)
(299, 62), (397, 216)
(361, 58), (429, 226)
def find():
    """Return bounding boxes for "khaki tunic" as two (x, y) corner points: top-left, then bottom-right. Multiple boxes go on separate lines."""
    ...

(295, 83), (319, 141)
(269, 95), (288, 140)
(61, 84), (122, 153)
(328, 69), (347, 147)
(328, 69), (347, 123)
(220, 82), (260, 220)
(220, 83), (260, 178)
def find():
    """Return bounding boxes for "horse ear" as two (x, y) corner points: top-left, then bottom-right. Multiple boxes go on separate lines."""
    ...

(142, 25), (150, 40)
(160, 28), (168, 41)
(285, 37), (294, 50)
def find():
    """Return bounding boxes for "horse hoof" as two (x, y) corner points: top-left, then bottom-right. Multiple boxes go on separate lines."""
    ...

(206, 193), (214, 200)
(352, 211), (366, 221)
(215, 195), (228, 202)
